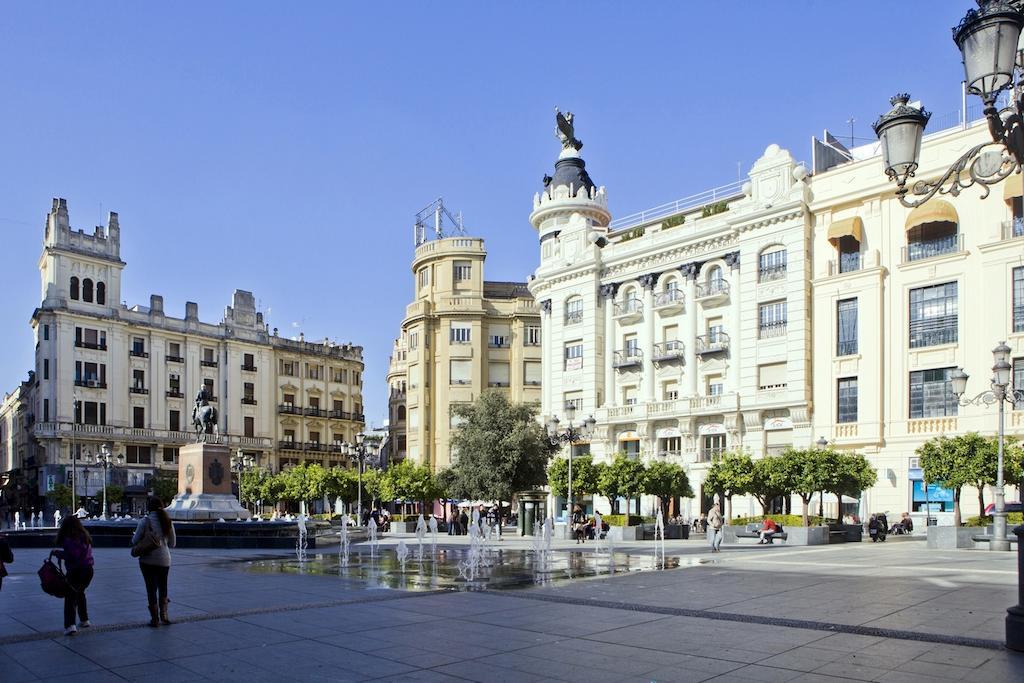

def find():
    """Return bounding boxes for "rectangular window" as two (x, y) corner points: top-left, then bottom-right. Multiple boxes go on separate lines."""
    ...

(43, 324), (49, 341)
(307, 363), (322, 380)
(284, 429), (296, 443)
(564, 341), (583, 370)
(623, 386), (637, 406)
(280, 360), (296, 376)
(308, 431), (320, 445)
(909, 367), (958, 418)
(133, 406), (145, 429)
(524, 361), (541, 386)
(489, 323), (510, 348)
(525, 326), (541, 346)
(1014, 267), (1024, 333)
(488, 361), (510, 387)
(564, 391), (584, 413)
(162, 447), (178, 464)
(663, 380), (679, 401)
(758, 300), (787, 338)
(659, 436), (681, 455)
(125, 445), (152, 465)
(203, 347), (215, 362)
(168, 342), (181, 357)
(169, 410), (180, 432)
(244, 382), (255, 401)
(453, 260), (472, 282)
(43, 398), (49, 422)
(409, 364), (421, 389)
(283, 392), (295, 407)
(1014, 358), (1024, 410)
(132, 369), (145, 389)
(408, 332), (418, 351)
(837, 377), (858, 423)
(418, 267), (430, 289)
(450, 359), (472, 385)
(243, 353), (255, 370)
(837, 298), (858, 356)
(244, 416), (255, 438)
(132, 337), (145, 354)
(409, 407), (419, 429)
(758, 363), (787, 391)
(450, 323), (471, 344)
(309, 396), (320, 410)
(758, 248), (787, 282)
(909, 282), (958, 348)
(702, 434), (726, 459)
(203, 378), (215, 399)
(43, 358), (49, 380)
(707, 375), (723, 396)
(169, 374), (180, 392)
(565, 298), (584, 324)
(707, 318), (724, 342)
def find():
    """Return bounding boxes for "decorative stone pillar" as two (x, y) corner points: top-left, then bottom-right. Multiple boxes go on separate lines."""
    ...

(599, 284), (618, 407)
(681, 264), (699, 396)
(540, 299), (552, 417)
(639, 273), (658, 403)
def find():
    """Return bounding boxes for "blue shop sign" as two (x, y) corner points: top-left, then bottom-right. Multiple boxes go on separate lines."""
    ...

(912, 481), (954, 503)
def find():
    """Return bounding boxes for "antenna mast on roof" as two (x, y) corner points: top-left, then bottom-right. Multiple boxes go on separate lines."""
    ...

(413, 197), (466, 246)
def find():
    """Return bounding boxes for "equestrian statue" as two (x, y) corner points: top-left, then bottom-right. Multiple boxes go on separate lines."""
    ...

(192, 384), (219, 442)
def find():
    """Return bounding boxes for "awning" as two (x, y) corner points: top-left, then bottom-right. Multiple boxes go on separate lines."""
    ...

(1004, 173), (1024, 202)
(826, 216), (863, 245)
(905, 199), (958, 231)
(617, 431), (639, 441)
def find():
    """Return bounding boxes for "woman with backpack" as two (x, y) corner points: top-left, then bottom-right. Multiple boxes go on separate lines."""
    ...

(131, 496), (176, 627)
(53, 515), (94, 635)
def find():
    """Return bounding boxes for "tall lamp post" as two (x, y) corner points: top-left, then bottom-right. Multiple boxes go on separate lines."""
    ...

(71, 398), (80, 511)
(232, 450), (256, 510)
(94, 444), (123, 520)
(873, 1), (1024, 207)
(344, 433), (379, 524)
(815, 436), (829, 520)
(949, 342), (1023, 552)
(546, 403), (596, 538)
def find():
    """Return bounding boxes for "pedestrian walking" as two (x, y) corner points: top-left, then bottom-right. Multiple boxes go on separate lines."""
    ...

(131, 496), (176, 627)
(53, 515), (94, 635)
(707, 503), (724, 553)
(459, 510), (469, 535)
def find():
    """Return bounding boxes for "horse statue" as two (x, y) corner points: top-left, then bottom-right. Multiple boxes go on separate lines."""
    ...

(192, 402), (219, 443)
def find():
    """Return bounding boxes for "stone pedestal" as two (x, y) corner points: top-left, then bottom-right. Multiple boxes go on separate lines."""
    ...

(166, 442), (250, 521)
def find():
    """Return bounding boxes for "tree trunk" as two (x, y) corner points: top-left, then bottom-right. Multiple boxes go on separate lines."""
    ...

(953, 488), (962, 527)
(725, 494), (732, 521)
(800, 495), (810, 527)
(978, 486), (985, 519)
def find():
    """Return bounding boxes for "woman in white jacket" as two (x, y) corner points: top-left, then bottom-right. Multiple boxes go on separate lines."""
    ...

(131, 496), (176, 626)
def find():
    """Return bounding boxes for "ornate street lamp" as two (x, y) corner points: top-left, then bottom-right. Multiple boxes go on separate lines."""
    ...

(344, 433), (380, 524)
(950, 341), (1024, 553)
(232, 450), (256, 509)
(546, 402), (596, 537)
(815, 436), (829, 519)
(94, 443), (123, 520)
(875, 1), (1024, 207)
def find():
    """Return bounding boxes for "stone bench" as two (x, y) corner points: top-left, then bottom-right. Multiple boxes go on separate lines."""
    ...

(734, 524), (788, 542)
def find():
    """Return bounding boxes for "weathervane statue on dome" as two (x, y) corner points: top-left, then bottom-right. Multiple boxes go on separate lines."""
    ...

(555, 108), (582, 153)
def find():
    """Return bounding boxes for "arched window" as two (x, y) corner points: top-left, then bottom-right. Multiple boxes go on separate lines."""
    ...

(96, 281), (106, 305)
(565, 296), (584, 324)
(69, 277), (79, 300)
(397, 405), (407, 421)
(758, 246), (787, 282)
(707, 266), (723, 284)
(82, 278), (94, 303)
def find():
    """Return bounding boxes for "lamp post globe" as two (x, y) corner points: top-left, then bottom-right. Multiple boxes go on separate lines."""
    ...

(872, 94), (931, 189)
(953, 0), (1024, 105)
(951, 367), (970, 397)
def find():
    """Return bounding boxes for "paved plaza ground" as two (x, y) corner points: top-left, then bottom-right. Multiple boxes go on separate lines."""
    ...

(1, 533), (1022, 681)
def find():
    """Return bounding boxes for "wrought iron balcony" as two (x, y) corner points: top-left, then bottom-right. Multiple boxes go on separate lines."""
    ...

(305, 442), (326, 452)
(613, 348), (643, 368)
(613, 298), (644, 324)
(166, 390), (184, 398)
(241, 397), (258, 405)
(165, 355), (184, 363)
(329, 410), (352, 420)
(694, 279), (730, 304)
(75, 341), (107, 351)
(200, 359), (218, 368)
(241, 364), (258, 372)
(304, 407), (327, 417)
(279, 440), (302, 451)
(901, 234), (962, 263)
(74, 379), (106, 389)
(1003, 217), (1024, 240)
(652, 340), (685, 362)
(129, 386), (149, 395)
(564, 310), (584, 325)
(129, 349), (149, 358)
(758, 265), (787, 282)
(695, 332), (730, 355)
(278, 404), (301, 415)
(758, 322), (787, 339)
(653, 289), (684, 314)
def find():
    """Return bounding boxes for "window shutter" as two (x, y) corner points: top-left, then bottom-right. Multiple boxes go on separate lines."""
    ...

(450, 360), (472, 384)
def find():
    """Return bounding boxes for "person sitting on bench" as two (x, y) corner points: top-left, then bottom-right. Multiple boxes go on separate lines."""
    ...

(758, 517), (779, 544)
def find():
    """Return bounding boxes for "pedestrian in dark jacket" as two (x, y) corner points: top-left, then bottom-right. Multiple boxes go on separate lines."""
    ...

(459, 511), (469, 535)
(132, 496), (176, 627)
(0, 532), (12, 590)
(53, 516), (94, 635)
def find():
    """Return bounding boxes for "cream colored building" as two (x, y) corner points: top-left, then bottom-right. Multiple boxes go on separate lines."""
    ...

(809, 119), (1024, 522)
(528, 124), (815, 520)
(387, 235), (542, 472)
(530, 113), (1024, 523)
(14, 198), (365, 513)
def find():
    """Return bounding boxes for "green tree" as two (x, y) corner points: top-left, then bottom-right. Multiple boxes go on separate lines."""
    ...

(323, 467), (359, 510)
(918, 434), (984, 526)
(447, 391), (556, 505)
(280, 463), (328, 509)
(827, 452), (877, 522)
(47, 483), (73, 511)
(150, 470), (178, 504)
(547, 455), (601, 503)
(643, 461), (693, 518)
(262, 472), (286, 507)
(104, 485), (124, 514)
(381, 460), (443, 513)
(964, 435), (1024, 515)
(748, 456), (791, 515)
(599, 453), (646, 515)
(779, 448), (831, 526)
(240, 468), (272, 507)
(362, 468), (382, 508)
(703, 449), (753, 519)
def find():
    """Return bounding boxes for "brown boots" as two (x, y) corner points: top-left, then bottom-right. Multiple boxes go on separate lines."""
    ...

(159, 599), (171, 625)
(147, 604), (159, 627)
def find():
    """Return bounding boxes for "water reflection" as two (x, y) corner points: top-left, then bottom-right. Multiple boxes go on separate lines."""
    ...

(242, 548), (693, 591)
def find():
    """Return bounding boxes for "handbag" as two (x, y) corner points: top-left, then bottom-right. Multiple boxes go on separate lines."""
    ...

(38, 555), (71, 598)
(131, 518), (161, 558)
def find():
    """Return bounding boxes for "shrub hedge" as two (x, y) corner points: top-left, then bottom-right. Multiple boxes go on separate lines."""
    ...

(964, 512), (1024, 527)
(728, 514), (826, 527)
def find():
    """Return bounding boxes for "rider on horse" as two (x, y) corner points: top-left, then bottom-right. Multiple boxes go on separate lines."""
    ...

(193, 384), (217, 441)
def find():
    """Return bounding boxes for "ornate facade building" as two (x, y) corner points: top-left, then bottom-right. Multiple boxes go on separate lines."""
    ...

(5, 198), (365, 513)
(387, 235), (542, 472)
(528, 120), (813, 520)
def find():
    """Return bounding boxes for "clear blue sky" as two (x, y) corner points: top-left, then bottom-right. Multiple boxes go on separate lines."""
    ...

(0, 1), (971, 424)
